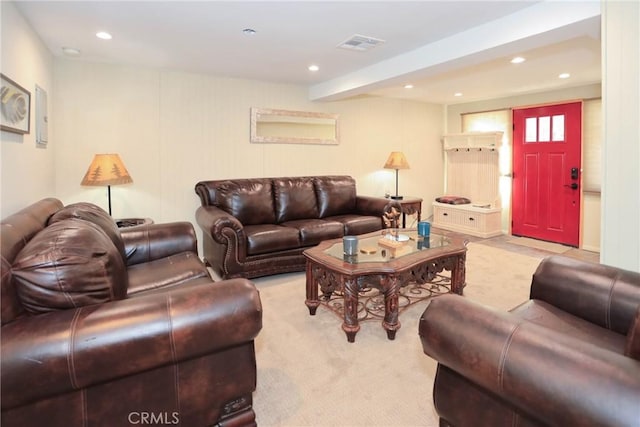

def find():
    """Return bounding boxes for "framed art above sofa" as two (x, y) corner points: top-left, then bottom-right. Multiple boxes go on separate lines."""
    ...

(0, 74), (31, 135)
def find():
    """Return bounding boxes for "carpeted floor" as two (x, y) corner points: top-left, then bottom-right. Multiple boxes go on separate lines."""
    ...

(504, 235), (572, 254)
(251, 241), (546, 426)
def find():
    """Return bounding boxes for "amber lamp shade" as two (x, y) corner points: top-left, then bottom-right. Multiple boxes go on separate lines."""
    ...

(80, 154), (133, 216)
(383, 151), (410, 200)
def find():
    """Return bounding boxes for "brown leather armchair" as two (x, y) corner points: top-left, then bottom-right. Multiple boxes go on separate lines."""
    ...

(1, 198), (263, 427)
(419, 255), (640, 427)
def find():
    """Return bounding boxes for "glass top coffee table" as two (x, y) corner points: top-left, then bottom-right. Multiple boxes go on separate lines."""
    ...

(304, 229), (467, 342)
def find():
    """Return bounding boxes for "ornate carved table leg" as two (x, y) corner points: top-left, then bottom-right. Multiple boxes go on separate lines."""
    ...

(450, 252), (467, 295)
(382, 276), (401, 340)
(342, 276), (360, 343)
(305, 261), (320, 315)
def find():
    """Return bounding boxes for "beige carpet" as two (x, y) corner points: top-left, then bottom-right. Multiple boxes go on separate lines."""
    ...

(251, 242), (545, 426)
(506, 236), (571, 254)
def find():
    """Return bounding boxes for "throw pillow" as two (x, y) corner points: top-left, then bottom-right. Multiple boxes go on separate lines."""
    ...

(435, 195), (472, 205)
(49, 202), (126, 260)
(12, 219), (128, 314)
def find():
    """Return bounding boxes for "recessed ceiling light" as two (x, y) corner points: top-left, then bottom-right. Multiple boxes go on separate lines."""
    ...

(243, 28), (256, 35)
(559, 73), (571, 79)
(62, 47), (81, 56)
(404, 84), (414, 89)
(454, 92), (463, 97)
(511, 56), (526, 64)
(308, 65), (319, 72)
(96, 31), (112, 40)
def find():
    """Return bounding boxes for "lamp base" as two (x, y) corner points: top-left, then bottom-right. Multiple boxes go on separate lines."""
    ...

(390, 195), (404, 200)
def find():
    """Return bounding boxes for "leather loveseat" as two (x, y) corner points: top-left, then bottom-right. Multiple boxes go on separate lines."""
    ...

(419, 255), (640, 427)
(1, 198), (263, 427)
(195, 175), (394, 279)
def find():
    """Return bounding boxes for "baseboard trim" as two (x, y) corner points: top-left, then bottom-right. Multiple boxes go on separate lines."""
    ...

(580, 244), (600, 253)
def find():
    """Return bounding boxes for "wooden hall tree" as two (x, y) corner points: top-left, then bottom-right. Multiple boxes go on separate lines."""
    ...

(432, 132), (503, 238)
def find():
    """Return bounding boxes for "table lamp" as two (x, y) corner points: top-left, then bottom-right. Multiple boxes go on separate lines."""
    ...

(80, 153), (133, 216)
(383, 151), (410, 200)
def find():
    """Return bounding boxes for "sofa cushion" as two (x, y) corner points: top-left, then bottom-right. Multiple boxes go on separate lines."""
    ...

(625, 306), (640, 360)
(244, 224), (300, 255)
(328, 214), (382, 236)
(126, 251), (210, 296)
(12, 219), (128, 314)
(314, 176), (357, 218)
(281, 219), (343, 246)
(274, 177), (319, 223)
(49, 202), (126, 260)
(216, 179), (276, 225)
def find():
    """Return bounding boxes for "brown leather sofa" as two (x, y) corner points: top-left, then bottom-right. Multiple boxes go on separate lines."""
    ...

(419, 255), (640, 427)
(1, 198), (263, 427)
(195, 175), (394, 279)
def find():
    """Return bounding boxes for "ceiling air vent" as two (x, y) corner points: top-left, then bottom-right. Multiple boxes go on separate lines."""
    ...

(337, 34), (386, 52)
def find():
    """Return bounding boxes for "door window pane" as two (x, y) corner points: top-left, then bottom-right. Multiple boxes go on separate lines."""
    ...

(538, 116), (551, 142)
(525, 117), (537, 142)
(552, 115), (565, 141)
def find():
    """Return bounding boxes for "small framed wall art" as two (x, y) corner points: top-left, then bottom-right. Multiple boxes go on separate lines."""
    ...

(1, 73), (31, 135)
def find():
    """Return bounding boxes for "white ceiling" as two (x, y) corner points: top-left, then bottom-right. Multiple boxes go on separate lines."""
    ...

(13, 1), (602, 105)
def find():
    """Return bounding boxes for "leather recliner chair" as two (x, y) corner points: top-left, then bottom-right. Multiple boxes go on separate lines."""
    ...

(419, 255), (640, 427)
(1, 198), (263, 427)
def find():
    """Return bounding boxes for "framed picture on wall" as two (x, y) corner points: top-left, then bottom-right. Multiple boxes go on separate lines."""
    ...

(1, 73), (31, 135)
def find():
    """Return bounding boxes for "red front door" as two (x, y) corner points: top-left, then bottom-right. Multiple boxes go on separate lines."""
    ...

(512, 102), (582, 246)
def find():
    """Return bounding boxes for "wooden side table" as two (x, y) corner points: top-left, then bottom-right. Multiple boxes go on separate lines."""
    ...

(395, 197), (422, 228)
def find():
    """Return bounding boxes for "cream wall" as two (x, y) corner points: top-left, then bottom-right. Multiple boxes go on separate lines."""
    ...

(3, 2), (638, 270)
(0, 1), (55, 217)
(601, 0), (640, 271)
(445, 83), (602, 252)
(52, 60), (444, 248)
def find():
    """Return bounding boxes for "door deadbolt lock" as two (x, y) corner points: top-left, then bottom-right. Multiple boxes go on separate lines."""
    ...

(564, 183), (579, 190)
(571, 167), (579, 180)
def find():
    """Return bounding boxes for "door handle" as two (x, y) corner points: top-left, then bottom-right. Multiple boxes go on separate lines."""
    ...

(564, 183), (578, 190)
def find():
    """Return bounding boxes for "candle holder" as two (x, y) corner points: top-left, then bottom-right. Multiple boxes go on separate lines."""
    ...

(343, 236), (358, 256)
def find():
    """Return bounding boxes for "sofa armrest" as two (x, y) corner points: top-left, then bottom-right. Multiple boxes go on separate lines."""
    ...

(195, 205), (245, 243)
(1, 278), (262, 410)
(419, 294), (640, 426)
(195, 206), (250, 278)
(120, 221), (199, 266)
(530, 255), (640, 334)
(355, 196), (399, 219)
